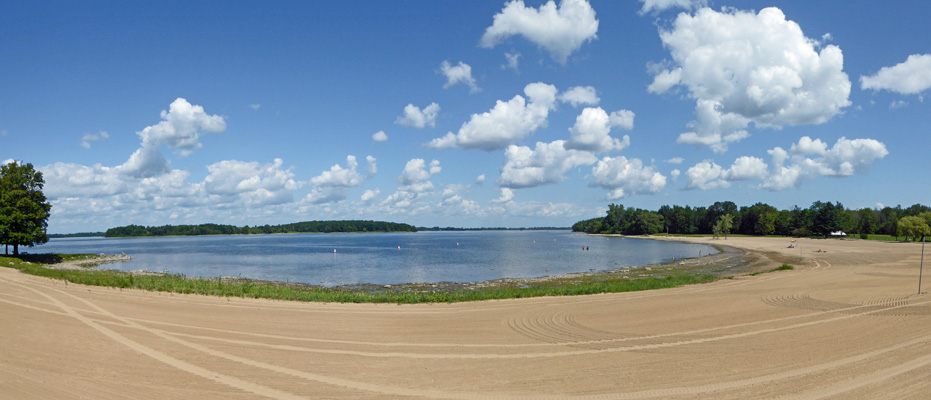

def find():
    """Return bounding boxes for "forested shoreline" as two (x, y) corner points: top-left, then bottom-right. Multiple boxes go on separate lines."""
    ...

(104, 220), (417, 237)
(573, 201), (931, 241)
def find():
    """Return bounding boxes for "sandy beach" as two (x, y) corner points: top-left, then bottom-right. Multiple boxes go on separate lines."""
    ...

(1, 236), (929, 399)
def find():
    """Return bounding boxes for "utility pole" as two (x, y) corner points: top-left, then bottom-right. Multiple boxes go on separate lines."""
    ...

(920, 238), (925, 295)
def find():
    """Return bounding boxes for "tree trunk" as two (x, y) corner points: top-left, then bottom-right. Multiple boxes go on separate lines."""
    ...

(13, 244), (18, 256)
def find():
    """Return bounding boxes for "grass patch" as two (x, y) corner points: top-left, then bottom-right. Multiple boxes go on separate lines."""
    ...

(747, 263), (794, 276)
(860, 234), (900, 242)
(1, 254), (718, 304)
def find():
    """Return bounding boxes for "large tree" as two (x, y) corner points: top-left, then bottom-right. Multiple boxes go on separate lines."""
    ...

(0, 161), (52, 255)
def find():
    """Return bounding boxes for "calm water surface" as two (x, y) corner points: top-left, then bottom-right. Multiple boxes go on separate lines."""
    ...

(35, 231), (717, 286)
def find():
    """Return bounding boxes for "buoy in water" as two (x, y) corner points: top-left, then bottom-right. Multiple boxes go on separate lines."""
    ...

(333, 249), (336, 253)
(397, 246), (401, 251)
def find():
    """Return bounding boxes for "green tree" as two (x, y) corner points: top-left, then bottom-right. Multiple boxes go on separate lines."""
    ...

(715, 214), (734, 240)
(897, 216), (930, 242)
(810, 201), (843, 238)
(0, 161), (53, 255)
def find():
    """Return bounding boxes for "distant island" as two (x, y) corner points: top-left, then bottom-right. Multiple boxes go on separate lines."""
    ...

(48, 232), (106, 238)
(104, 220), (417, 237)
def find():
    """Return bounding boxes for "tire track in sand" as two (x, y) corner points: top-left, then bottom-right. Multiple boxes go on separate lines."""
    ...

(3, 277), (303, 400)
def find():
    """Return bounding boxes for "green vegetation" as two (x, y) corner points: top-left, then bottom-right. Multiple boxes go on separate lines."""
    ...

(105, 220), (417, 237)
(1, 161), (53, 255)
(748, 264), (794, 276)
(573, 200), (931, 241)
(48, 232), (105, 238)
(1, 254), (717, 304)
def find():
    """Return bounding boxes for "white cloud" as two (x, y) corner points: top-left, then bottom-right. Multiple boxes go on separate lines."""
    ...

(360, 188), (380, 202)
(137, 97), (226, 150)
(652, 7), (851, 152)
(305, 155), (375, 204)
(475, 174), (486, 185)
(395, 102), (440, 129)
(670, 169), (681, 183)
(204, 158), (300, 206)
(493, 187), (515, 203)
(121, 98), (226, 178)
(121, 145), (170, 178)
(608, 109), (635, 131)
(591, 156), (666, 199)
(249, 104), (261, 110)
(399, 159), (441, 186)
(682, 136), (887, 191)
(80, 131), (109, 149)
(42, 162), (130, 200)
(665, 157), (684, 164)
(429, 82), (557, 151)
(372, 130), (388, 142)
(503, 52), (521, 71)
(498, 140), (597, 188)
(439, 60), (480, 93)
(480, 0), (599, 65)
(685, 156), (768, 190)
(861, 54), (931, 95)
(639, 0), (705, 15)
(558, 86), (599, 107)
(565, 107), (632, 153)
(380, 159), (442, 213)
(365, 155), (377, 175)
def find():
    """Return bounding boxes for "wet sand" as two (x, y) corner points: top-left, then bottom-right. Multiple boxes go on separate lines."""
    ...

(1, 236), (929, 399)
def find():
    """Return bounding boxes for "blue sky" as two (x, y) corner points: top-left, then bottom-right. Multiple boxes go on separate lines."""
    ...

(2, 0), (929, 233)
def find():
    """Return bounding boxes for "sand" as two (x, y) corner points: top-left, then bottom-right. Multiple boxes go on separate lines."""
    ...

(1, 236), (929, 399)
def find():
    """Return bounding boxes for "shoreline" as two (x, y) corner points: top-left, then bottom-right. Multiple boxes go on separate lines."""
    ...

(38, 235), (765, 296)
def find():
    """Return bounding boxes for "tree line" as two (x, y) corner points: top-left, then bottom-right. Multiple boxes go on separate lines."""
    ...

(104, 220), (418, 237)
(572, 201), (931, 240)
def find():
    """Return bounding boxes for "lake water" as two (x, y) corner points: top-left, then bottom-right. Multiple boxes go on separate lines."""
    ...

(33, 231), (718, 286)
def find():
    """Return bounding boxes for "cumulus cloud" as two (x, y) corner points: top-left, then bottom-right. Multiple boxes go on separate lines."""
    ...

(121, 98), (226, 178)
(395, 103), (440, 129)
(651, 7), (851, 152)
(861, 54), (931, 95)
(429, 82), (557, 151)
(682, 136), (887, 191)
(503, 52), (521, 71)
(639, 0), (705, 15)
(665, 157), (684, 164)
(565, 107), (632, 153)
(360, 188), (380, 202)
(399, 158), (441, 186)
(493, 187), (515, 203)
(498, 140), (597, 188)
(380, 159), (442, 212)
(558, 86), (599, 107)
(305, 155), (376, 204)
(80, 131), (109, 149)
(121, 145), (170, 178)
(685, 156), (768, 190)
(591, 156), (666, 199)
(137, 98), (226, 150)
(763, 136), (888, 190)
(480, 0), (598, 64)
(439, 60), (480, 93)
(204, 158), (300, 206)
(475, 174), (486, 185)
(372, 130), (388, 142)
